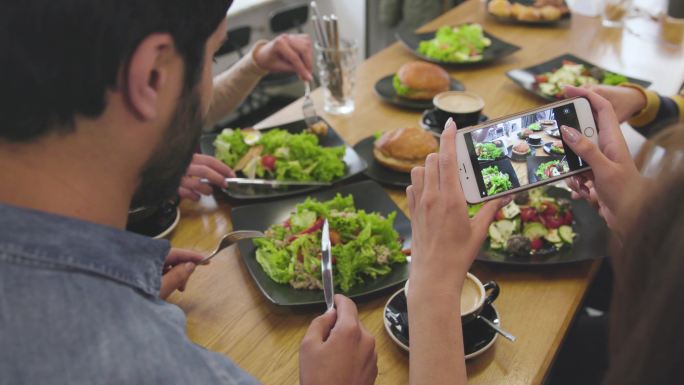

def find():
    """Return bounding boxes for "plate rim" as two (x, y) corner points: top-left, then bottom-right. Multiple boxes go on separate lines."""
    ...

(152, 207), (180, 239)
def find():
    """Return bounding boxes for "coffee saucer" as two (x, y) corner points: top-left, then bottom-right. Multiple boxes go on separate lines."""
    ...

(420, 108), (489, 133)
(383, 287), (499, 359)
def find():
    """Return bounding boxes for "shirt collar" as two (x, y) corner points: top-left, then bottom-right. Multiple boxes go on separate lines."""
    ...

(0, 203), (170, 297)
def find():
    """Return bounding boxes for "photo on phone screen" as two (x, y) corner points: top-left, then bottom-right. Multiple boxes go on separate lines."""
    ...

(463, 103), (587, 199)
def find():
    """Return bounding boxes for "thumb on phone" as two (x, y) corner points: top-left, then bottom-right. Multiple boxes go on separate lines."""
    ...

(560, 125), (610, 171)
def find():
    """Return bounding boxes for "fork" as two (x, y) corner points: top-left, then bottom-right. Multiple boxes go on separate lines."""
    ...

(302, 81), (318, 127)
(198, 230), (265, 265)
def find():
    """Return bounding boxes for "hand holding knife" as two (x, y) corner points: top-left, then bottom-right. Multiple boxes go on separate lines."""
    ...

(321, 218), (335, 311)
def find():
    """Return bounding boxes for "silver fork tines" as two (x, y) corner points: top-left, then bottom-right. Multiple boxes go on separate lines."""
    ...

(302, 81), (318, 127)
(199, 230), (265, 265)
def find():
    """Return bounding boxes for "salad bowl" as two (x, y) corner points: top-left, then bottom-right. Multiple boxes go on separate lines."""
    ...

(200, 119), (367, 200)
(231, 180), (411, 306)
(396, 24), (520, 67)
(506, 53), (651, 102)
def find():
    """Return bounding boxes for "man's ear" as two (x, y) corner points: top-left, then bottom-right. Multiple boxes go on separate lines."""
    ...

(125, 33), (176, 121)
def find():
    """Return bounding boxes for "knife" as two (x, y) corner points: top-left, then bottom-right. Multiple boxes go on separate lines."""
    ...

(200, 178), (332, 187)
(321, 219), (335, 311)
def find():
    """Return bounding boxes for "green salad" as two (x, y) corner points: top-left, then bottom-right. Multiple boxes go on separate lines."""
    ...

(535, 60), (629, 99)
(253, 194), (407, 292)
(476, 142), (503, 160)
(535, 160), (569, 180)
(213, 128), (346, 182)
(482, 165), (513, 195)
(418, 24), (491, 63)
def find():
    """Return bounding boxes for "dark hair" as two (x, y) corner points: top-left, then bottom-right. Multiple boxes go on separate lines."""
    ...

(602, 125), (684, 385)
(0, 0), (232, 142)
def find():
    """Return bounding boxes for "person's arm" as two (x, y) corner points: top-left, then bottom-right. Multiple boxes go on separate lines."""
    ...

(206, 34), (313, 126)
(406, 119), (506, 385)
(205, 41), (269, 126)
(621, 83), (683, 137)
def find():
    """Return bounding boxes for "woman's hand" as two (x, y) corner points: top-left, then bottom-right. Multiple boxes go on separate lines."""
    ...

(562, 86), (645, 236)
(407, 119), (506, 294)
(576, 84), (646, 123)
(160, 248), (204, 299)
(253, 34), (313, 81)
(405, 119), (508, 385)
(178, 154), (235, 201)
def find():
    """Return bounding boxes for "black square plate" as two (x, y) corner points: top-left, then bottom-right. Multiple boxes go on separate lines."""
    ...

(374, 74), (465, 110)
(476, 186), (608, 265)
(231, 180), (411, 306)
(396, 26), (520, 67)
(200, 119), (367, 200)
(486, 0), (571, 26)
(506, 53), (652, 102)
(480, 157), (521, 192)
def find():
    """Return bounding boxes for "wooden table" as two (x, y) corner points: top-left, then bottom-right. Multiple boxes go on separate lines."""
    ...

(168, 1), (684, 384)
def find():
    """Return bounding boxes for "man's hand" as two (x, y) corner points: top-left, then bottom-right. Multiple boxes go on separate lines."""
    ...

(575, 84), (647, 123)
(179, 154), (235, 201)
(160, 248), (204, 299)
(299, 295), (377, 385)
(562, 86), (644, 236)
(253, 34), (313, 81)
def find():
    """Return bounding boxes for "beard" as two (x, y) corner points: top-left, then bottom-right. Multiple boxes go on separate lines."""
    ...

(130, 88), (203, 209)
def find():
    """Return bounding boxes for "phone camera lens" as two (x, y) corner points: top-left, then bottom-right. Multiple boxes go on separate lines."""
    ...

(563, 108), (571, 115)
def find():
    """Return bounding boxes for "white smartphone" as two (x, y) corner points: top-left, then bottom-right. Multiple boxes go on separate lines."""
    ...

(456, 97), (597, 204)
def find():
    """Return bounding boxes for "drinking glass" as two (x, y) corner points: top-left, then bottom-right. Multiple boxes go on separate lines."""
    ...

(602, 0), (633, 28)
(315, 40), (358, 115)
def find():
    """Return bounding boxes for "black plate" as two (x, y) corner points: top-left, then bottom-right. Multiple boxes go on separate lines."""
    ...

(199, 119), (367, 200)
(545, 127), (561, 138)
(527, 155), (567, 183)
(477, 141), (509, 163)
(374, 74), (465, 110)
(396, 26), (520, 67)
(543, 142), (565, 157)
(383, 288), (499, 358)
(353, 136), (413, 188)
(486, 0), (571, 26)
(421, 108), (489, 133)
(477, 186), (608, 265)
(481, 157), (521, 194)
(506, 53), (652, 102)
(231, 181), (411, 306)
(506, 144), (532, 162)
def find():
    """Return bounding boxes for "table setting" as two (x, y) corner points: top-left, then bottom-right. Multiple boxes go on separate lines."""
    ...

(156, 0), (684, 383)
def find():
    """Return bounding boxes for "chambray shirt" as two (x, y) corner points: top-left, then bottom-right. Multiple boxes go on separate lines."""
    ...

(0, 203), (260, 385)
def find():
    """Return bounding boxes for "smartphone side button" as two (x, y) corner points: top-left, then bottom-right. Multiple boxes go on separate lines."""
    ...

(584, 127), (595, 137)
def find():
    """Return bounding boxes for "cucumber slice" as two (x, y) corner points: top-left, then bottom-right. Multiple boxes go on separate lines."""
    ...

(559, 225), (576, 244)
(544, 229), (562, 244)
(523, 222), (547, 241)
(488, 220), (517, 246)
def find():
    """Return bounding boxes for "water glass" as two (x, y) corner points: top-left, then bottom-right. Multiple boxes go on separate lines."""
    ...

(602, 0), (633, 28)
(315, 40), (358, 115)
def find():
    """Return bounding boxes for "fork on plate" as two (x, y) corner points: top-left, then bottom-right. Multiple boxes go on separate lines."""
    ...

(302, 81), (318, 127)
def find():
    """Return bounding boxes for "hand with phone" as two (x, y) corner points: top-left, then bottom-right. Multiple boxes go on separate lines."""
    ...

(561, 86), (645, 237)
(406, 120), (507, 385)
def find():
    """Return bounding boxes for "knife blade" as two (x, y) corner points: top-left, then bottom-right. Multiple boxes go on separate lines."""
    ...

(200, 178), (332, 187)
(321, 219), (335, 311)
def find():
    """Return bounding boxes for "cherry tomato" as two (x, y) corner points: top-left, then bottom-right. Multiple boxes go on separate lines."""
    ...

(535, 74), (549, 83)
(261, 155), (276, 171)
(520, 207), (539, 223)
(542, 202), (558, 216)
(541, 214), (564, 229)
(530, 238), (544, 250)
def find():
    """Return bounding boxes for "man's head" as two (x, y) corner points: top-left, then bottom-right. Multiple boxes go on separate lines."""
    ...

(0, 0), (232, 209)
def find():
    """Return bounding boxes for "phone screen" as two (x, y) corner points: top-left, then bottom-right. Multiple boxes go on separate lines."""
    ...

(463, 103), (587, 198)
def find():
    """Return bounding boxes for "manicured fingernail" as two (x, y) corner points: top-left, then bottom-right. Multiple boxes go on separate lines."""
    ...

(561, 125), (579, 143)
(502, 196), (513, 206)
(446, 117), (456, 129)
(185, 262), (195, 272)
